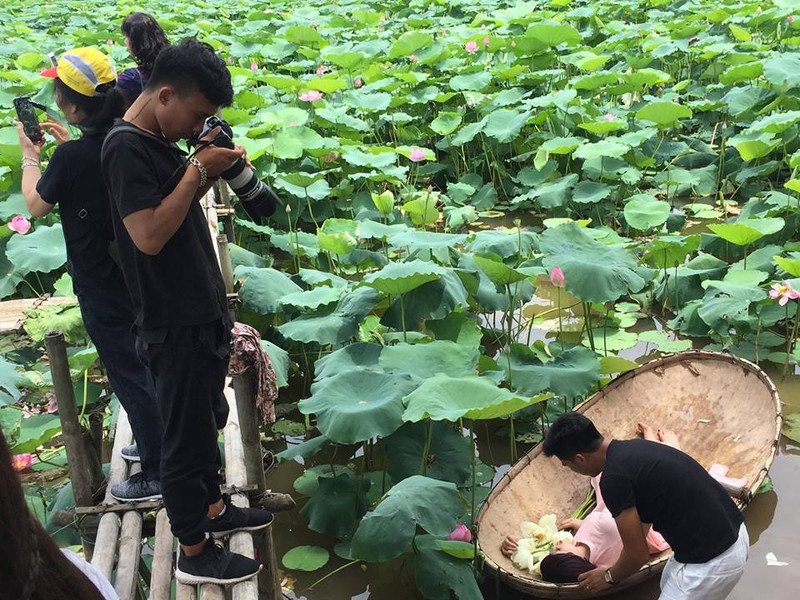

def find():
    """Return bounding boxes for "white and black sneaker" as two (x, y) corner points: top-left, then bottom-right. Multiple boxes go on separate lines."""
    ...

(110, 472), (162, 502)
(120, 443), (140, 462)
(175, 537), (261, 585)
(203, 493), (274, 537)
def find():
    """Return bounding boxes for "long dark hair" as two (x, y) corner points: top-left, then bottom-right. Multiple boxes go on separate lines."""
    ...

(54, 78), (125, 133)
(121, 12), (170, 77)
(0, 424), (106, 600)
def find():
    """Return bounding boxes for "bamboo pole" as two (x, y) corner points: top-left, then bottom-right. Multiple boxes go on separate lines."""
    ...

(114, 510), (144, 600)
(176, 583), (197, 600)
(44, 332), (103, 506)
(91, 409), (134, 580)
(149, 509), (173, 600)
(230, 370), (267, 495)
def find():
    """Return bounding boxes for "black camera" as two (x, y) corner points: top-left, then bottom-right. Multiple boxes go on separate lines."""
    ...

(188, 117), (279, 224)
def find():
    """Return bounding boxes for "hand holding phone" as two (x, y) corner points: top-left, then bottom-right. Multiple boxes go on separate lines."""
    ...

(14, 97), (43, 144)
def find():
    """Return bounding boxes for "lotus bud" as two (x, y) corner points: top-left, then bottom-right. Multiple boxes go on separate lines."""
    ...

(447, 523), (473, 543)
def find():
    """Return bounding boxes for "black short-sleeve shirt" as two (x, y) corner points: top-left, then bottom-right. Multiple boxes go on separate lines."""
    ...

(100, 119), (226, 333)
(36, 133), (124, 292)
(600, 439), (743, 564)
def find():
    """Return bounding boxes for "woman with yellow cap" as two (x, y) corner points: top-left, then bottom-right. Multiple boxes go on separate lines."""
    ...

(16, 47), (164, 504)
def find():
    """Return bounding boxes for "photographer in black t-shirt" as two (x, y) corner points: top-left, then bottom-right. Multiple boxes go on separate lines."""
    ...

(543, 413), (748, 599)
(101, 39), (272, 586)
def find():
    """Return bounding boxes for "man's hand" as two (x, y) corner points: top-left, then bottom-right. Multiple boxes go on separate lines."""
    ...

(194, 144), (243, 178)
(500, 535), (519, 557)
(577, 568), (612, 595)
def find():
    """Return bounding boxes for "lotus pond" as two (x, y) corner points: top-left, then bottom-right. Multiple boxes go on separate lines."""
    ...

(2, 0), (800, 598)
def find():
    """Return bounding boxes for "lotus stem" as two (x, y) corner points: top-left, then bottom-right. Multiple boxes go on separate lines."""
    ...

(584, 303), (596, 352)
(470, 420), (477, 527)
(509, 417), (517, 464)
(400, 294), (407, 343)
(419, 420), (433, 476)
(784, 303), (800, 377)
(556, 287), (563, 341)
(305, 560), (360, 591)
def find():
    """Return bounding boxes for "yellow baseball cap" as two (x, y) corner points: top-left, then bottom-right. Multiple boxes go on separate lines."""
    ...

(41, 47), (116, 97)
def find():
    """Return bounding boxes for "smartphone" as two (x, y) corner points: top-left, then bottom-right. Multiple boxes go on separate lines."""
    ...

(14, 97), (43, 143)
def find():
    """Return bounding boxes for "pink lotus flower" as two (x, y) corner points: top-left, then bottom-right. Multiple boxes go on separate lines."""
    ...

(769, 281), (800, 306)
(550, 266), (565, 288)
(447, 524), (473, 543)
(789, 15), (795, 24)
(465, 40), (479, 53)
(409, 54), (419, 63)
(603, 113), (616, 121)
(409, 148), (426, 162)
(8, 216), (31, 235)
(483, 36), (491, 48)
(380, 15), (387, 22)
(11, 453), (32, 472)
(316, 64), (326, 76)
(250, 61), (259, 71)
(299, 90), (324, 102)
(354, 77), (363, 88)
(47, 396), (58, 413)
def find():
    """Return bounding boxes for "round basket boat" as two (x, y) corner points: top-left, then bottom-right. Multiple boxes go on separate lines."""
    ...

(476, 351), (782, 599)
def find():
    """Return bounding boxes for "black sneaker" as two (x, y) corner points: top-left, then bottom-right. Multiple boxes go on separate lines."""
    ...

(120, 443), (140, 462)
(110, 472), (162, 502)
(204, 494), (274, 537)
(175, 537), (261, 585)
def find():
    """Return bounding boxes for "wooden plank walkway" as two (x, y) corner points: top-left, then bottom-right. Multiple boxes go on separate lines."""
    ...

(87, 380), (277, 600)
(0, 295), (75, 334)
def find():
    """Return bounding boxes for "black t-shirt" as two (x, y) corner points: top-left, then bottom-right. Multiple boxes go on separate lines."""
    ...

(100, 119), (226, 334)
(36, 132), (126, 292)
(600, 439), (743, 564)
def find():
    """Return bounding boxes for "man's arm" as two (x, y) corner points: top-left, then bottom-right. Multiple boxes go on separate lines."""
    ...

(121, 145), (242, 256)
(577, 507), (650, 593)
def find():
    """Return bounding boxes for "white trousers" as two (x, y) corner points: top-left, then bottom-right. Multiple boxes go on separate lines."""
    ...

(659, 523), (749, 600)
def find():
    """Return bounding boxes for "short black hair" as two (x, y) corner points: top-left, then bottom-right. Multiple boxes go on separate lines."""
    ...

(121, 12), (170, 76)
(145, 38), (233, 107)
(540, 552), (595, 583)
(542, 412), (603, 460)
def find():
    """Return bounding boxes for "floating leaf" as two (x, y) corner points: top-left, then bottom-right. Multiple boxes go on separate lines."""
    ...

(282, 546), (330, 572)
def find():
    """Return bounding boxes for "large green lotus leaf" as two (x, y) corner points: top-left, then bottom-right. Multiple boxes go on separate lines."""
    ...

(229, 243), (269, 269)
(425, 313), (483, 348)
(362, 260), (447, 296)
(472, 254), (529, 286)
(276, 435), (331, 463)
(430, 112), (463, 135)
(525, 21), (582, 47)
(381, 271), (469, 329)
(0, 355), (24, 405)
(350, 475), (462, 562)
(388, 31), (434, 58)
(282, 545), (330, 572)
(730, 132), (780, 161)
(637, 330), (692, 353)
(314, 343), (383, 380)
(300, 474), (369, 540)
(623, 194), (671, 231)
(642, 235), (701, 269)
(500, 344), (600, 400)
(539, 136), (586, 155)
(379, 341), (478, 379)
(572, 181), (611, 205)
(458, 255), (535, 312)
(293, 464), (356, 496)
(285, 25), (326, 47)
(414, 535), (483, 600)
(317, 218), (359, 256)
(583, 328), (638, 352)
(341, 146), (396, 169)
(261, 340), (290, 389)
(0, 237), (22, 299)
(299, 370), (419, 443)
(402, 374), (545, 422)
(23, 303), (87, 345)
(529, 174), (579, 209)
(746, 111), (800, 135)
(539, 223), (651, 303)
(763, 53), (800, 88)
(280, 286), (344, 310)
(449, 72), (492, 92)
(235, 266), (302, 315)
(782, 413), (800, 445)
(708, 218), (784, 246)
(6, 224), (67, 275)
(388, 230), (468, 257)
(385, 421), (472, 485)
(451, 118), (488, 146)
(298, 268), (348, 289)
(12, 414), (61, 454)
(483, 109), (531, 143)
(573, 139), (630, 160)
(636, 101), (692, 126)
(774, 255), (800, 277)
(464, 230), (539, 258)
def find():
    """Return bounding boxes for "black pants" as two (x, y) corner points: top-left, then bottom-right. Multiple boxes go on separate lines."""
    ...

(77, 286), (163, 479)
(136, 319), (231, 545)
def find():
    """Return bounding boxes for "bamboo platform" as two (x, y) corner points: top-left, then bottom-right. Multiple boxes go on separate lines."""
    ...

(0, 295), (75, 334)
(87, 381), (280, 600)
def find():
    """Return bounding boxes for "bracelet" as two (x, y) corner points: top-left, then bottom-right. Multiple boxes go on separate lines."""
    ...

(188, 156), (207, 188)
(21, 158), (40, 170)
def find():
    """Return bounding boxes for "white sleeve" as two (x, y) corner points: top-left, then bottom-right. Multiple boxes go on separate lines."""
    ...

(61, 549), (120, 600)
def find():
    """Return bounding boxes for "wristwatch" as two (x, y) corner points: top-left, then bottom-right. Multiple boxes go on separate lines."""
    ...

(603, 569), (617, 585)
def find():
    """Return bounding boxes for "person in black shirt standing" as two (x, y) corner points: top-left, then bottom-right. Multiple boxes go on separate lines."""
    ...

(542, 412), (748, 599)
(101, 38), (272, 585)
(16, 46), (163, 503)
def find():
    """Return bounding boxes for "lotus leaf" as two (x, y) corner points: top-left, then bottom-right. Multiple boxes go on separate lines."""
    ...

(573, 139), (630, 160)
(379, 340), (478, 379)
(362, 260), (447, 296)
(6, 224), (66, 275)
(384, 421), (472, 485)
(282, 545), (330, 572)
(539, 223), (652, 303)
(381, 270), (470, 328)
(500, 344), (600, 400)
(402, 374), (546, 422)
(235, 266), (303, 315)
(774, 255), (800, 277)
(637, 330), (692, 353)
(0, 356), (23, 405)
(414, 535), (483, 600)
(636, 101), (692, 126)
(314, 343), (383, 380)
(598, 356), (639, 375)
(281, 286), (344, 310)
(276, 435), (331, 463)
(12, 414), (61, 454)
(300, 370), (419, 443)
(293, 464), (356, 497)
(623, 194), (671, 231)
(300, 474), (369, 540)
(425, 313), (483, 348)
(572, 181), (611, 205)
(317, 218), (359, 255)
(708, 218), (785, 246)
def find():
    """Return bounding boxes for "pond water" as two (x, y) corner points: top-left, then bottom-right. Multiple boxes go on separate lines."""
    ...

(271, 334), (800, 600)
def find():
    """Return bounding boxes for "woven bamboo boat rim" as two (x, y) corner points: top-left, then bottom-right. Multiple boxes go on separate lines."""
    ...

(476, 351), (782, 598)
